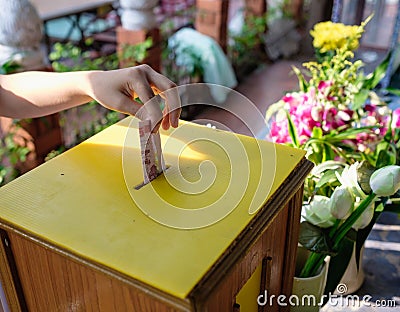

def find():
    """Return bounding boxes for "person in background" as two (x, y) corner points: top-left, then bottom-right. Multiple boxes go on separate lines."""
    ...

(0, 64), (180, 132)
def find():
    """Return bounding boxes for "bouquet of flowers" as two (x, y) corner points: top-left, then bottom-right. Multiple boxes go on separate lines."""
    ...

(265, 17), (400, 296)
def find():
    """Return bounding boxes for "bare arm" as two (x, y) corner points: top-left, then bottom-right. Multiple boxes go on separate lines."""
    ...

(0, 65), (180, 131)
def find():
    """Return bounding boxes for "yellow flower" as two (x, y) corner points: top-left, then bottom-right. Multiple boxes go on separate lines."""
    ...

(310, 17), (371, 53)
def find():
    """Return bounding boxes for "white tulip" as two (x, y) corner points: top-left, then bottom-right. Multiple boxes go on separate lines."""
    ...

(335, 162), (367, 199)
(302, 196), (336, 228)
(329, 186), (354, 219)
(370, 165), (400, 196)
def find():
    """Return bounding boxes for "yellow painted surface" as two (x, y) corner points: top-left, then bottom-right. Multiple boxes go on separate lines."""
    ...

(236, 262), (262, 311)
(0, 117), (305, 299)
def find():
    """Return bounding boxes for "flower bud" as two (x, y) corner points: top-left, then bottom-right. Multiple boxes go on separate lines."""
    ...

(357, 161), (374, 194)
(329, 186), (354, 219)
(352, 201), (375, 230)
(370, 165), (400, 196)
(303, 196), (335, 228)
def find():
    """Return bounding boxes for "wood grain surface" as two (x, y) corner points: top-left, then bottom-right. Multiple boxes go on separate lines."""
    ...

(7, 231), (190, 312)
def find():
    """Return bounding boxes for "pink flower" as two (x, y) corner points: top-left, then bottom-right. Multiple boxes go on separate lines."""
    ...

(269, 120), (290, 143)
(361, 104), (389, 136)
(267, 83), (395, 153)
(322, 107), (352, 132)
(318, 80), (333, 91)
(317, 80), (338, 101)
(317, 80), (333, 97)
(392, 108), (400, 128)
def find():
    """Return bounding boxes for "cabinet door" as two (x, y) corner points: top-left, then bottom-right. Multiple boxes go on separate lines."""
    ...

(0, 229), (25, 312)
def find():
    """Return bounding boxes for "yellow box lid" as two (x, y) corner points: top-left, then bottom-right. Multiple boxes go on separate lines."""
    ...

(0, 117), (305, 299)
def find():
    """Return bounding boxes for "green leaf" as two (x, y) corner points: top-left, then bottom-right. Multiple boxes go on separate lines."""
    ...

(312, 161), (345, 176)
(324, 126), (377, 141)
(376, 148), (396, 168)
(385, 87), (400, 96)
(298, 222), (335, 255)
(375, 202), (385, 212)
(285, 110), (299, 148)
(323, 144), (335, 162)
(352, 89), (370, 111)
(311, 126), (323, 139)
(292, 66), (308, 92)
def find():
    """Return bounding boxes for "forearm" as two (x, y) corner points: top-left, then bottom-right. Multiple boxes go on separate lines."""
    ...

(0, 65), (180, 130)
(0, 71), (96, 118)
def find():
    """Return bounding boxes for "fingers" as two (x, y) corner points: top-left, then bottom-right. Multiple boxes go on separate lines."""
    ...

(162, 87), (181, 129)
(127, 65), (162, 132)
(91, 65), (181, 132)
(142, 66), (181, 129)
(111, 95), (142, 116)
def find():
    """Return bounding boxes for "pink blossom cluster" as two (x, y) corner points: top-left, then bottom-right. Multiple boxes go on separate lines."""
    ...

(355, 104), (400, 152)
(269, 81), (353, 145)
(268, 80), (400, 152)
(355, 104), (389, 152)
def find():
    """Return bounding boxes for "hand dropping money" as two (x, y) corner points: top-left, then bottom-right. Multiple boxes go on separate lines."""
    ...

(134, 87), (175, 184)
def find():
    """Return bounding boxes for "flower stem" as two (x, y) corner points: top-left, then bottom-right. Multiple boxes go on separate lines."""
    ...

(332, 193), (376, 248)
(329, 219), (341, 237)
(299, 251), (324, 278)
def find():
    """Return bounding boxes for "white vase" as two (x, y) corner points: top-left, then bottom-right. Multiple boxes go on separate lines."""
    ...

(119, 0), (158, 30)
(121, 9), (157, 30)
(334, 245), (365, 295)
(0, 0), (45, 70)
(291, 246), (330, 312)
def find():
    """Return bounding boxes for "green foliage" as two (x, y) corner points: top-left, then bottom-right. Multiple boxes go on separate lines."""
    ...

(49, 41), (119, 72)
(299, 222), (335, 255)
(266, 15), (400, 295)
(301, 49), (364, 107)
(0, 59), (20, 74)
(228, 12), (269, 70)
(120, 38), (153, 67)
(0, 122), (30, 186)
(285, 110), (299, 148)
(44, 146), (66, 162)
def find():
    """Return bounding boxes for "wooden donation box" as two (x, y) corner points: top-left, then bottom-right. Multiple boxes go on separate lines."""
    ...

(0, 118), (312, 311)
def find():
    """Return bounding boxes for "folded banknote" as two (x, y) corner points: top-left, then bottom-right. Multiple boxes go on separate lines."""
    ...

(138, 120), (165, 184)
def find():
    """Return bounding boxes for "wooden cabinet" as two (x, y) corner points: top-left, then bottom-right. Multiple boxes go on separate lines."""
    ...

(0, 117), (312, 311)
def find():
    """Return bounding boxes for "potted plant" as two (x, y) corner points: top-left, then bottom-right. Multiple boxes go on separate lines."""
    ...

(228, 11), (269, 81)
(0, 120), (30, 186)
(264, 16), (400, 309)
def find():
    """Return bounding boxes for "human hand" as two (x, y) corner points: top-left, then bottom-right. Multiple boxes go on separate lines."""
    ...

(86, 65), (181, 132)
